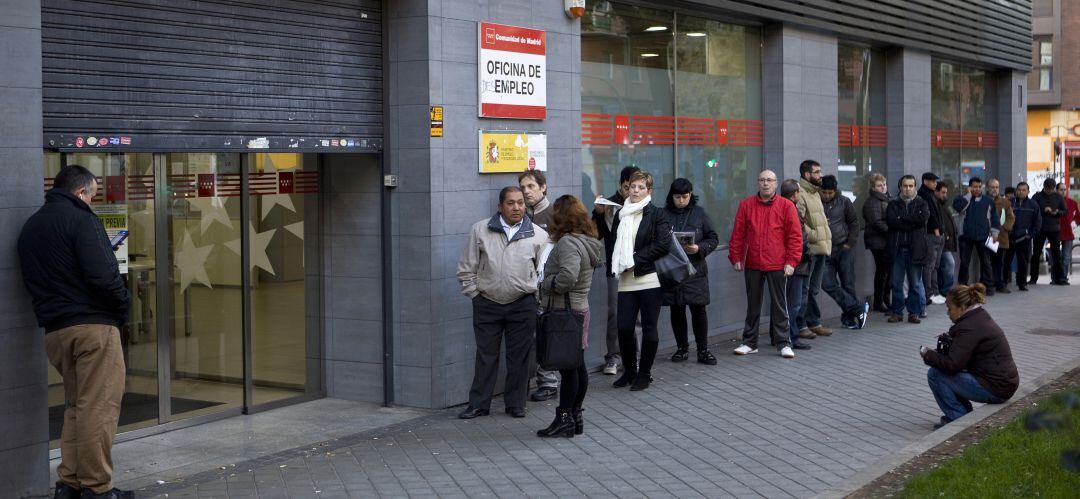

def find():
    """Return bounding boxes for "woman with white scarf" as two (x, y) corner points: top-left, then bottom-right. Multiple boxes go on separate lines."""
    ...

(609, 171), (671, 391)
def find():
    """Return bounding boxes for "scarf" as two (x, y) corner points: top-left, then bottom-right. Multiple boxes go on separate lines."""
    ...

(611, 195), (652, 277)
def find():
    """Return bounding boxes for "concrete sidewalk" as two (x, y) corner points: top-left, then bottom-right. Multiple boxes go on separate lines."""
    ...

(115, 283), (1079, 498)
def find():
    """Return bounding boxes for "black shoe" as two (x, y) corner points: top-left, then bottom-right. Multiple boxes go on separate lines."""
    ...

(1018, 285), (1029, 291)
(670, 348), (689, 362)
(54, 482), (79, 499)
(457, 407), (490, 419)
(79, 489), (134, 499)
(792, 343), (812, 350)
(629, 373), (652, 391)
(985, 288), (995, 296)
(1028, 278), (1038, 285)
(505, 406), (526, 418)
(1052, 280), (1070, 286)
(995, 286), (1011, 294)
(696, 350), (717, 365)
(613, 369), (636, 388)
(530, 386), (557, 401)
(536, 408), (575, 438)
(572, 407), (584, 435)
(933, 416), (951, 430)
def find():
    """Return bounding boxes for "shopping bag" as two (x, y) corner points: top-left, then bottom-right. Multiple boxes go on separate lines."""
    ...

(536, 295), (583, 371)
(656, 231), (697, 286)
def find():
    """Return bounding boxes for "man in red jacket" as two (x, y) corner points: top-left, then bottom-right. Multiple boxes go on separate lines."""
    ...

(1058, 182), (1079, 280)
(729, 169), (803, 359)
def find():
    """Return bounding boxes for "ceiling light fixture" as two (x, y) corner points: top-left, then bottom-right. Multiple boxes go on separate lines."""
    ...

(685, 32), (707, 37)
(641, 53), (659, 58)
(644, 26), (668, 32)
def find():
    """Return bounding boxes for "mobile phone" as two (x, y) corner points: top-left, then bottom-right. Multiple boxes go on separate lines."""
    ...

(110, 230), (129, 247)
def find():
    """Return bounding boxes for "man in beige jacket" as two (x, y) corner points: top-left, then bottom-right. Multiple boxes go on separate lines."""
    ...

(457, 186), (548, 419)
(795, 160), (833, 338)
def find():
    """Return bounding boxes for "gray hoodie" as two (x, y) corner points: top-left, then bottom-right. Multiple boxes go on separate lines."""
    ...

(540, 233), (606, 311)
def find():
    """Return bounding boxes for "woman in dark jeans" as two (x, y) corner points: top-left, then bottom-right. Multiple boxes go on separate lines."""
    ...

(862, 173), (891, 312)
(662, 178), (719, 364)
(609, 170), (670, 391)
(536, 195), (605, 438)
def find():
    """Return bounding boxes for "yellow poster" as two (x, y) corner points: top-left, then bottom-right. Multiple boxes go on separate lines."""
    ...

(478, 130), (547, 173)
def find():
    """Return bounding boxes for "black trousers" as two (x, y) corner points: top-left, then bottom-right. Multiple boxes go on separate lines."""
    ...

(468, 294), (536, 411)
(870, 248), (892, 310)
(670, 304), (708, 351)
(558, 352), (588, 410)
(617, 287), (663, 376)
(958, 238), (993, 288)
(741, 269), (791, 350)
(1030, 231), (1063, 283)
(1005, 238), (1032, 287)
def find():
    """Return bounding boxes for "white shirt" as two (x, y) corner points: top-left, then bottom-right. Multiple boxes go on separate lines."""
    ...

(500, 216), (522, 242)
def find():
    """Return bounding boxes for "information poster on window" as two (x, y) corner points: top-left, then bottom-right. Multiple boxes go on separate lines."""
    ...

(94, 204), (129, 274)
(478, 22), (546, 119)
(478, 130), (547, 173)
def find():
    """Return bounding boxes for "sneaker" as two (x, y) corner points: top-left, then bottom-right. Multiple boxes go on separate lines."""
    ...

(603, 360), (618, 375)
(670, 347), (689, 362)
(530, 386), (557, 402)
(809, 325), (832, 337)
(79, 489), (134, 499)
(798, 328), (817, 339)
(908, 315), (921, 324)
(733, 344), (758, 355)
(780, 346), (795, 359)
(54, 482), (79, 499)
(919, 311), (928, 319)
(854, 302), (869, 330)
(887, 314), (903, 323)
(933, 416), (951, 430)
(697, 350), (717, 365)
(930, 294), (946, 305)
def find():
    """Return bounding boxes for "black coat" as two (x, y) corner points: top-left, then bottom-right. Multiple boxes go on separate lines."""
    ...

(923, 307), (1019, 400)
(886, 196), (930, 265)
(610, 202), (671, 277)
(18, 189), (130, 332)
(1032, 190), (1067, 233)
(593, 191), (625, 276)
(662, 204), (719, 306)
(862, 190), (889, 250)
(917, 185), (943, 235)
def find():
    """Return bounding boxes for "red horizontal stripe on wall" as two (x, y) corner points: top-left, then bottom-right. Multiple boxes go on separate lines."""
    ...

(481, 103), (546, 120)
(932, 129), (997, 149)
(581, 114), (762, 147)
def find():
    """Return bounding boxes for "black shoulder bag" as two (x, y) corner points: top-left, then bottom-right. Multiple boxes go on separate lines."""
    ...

(536, 293), (584, 371)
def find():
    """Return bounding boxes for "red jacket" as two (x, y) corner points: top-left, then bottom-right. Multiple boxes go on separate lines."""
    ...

(728, 194), (803, 271)
(1061, 197), (1079, 241)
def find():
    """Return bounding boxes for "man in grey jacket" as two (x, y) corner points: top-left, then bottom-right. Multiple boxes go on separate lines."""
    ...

(457, 187), (549, 419)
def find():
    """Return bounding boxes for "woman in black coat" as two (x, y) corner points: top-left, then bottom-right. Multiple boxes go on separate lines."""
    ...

(662, 179), (719, 365)
(862, 173), (891, 312)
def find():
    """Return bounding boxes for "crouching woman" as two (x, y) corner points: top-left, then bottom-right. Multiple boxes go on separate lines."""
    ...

(920, 283), (1019, 429)
(536, 195), (606, 438)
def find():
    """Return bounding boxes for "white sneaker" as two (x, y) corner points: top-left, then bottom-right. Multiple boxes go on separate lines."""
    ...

(603, 360), (618, 375)
(780, 346), (795, 359)
(931, 295), (946, 305)
(733, 344), (758, 355)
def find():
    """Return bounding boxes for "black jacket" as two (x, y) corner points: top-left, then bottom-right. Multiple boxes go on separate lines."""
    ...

(1010, 197), (1042, 242)
(662, 204), (718, 306)
(1032, 190), (1067, 233)
(917, 185), (943, 235)
(886, 196), (930, 265)
(610, 203), (671, 277)
(862, 190), (889, 251)
(939, 198), (959, 252)
(923, 307), (1019, 400)
(18, 190), (130, 332)
(823, 194), (859, 248)
(593, 191), (625, 276)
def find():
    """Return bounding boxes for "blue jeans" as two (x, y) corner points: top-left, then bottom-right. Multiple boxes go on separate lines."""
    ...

(786, 274), (806, 345)
(937, 250), (956, 296)
(822, 246), (860, 317)
(890, 247), (924, 317)
(797, 255), (825, 330)
(927, 367), (1005, 421)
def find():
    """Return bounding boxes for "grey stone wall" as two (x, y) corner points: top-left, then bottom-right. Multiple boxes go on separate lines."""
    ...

(0, 0), (48, 495)
(997, 70), (1028, 186)
(885, 48), (933, 183)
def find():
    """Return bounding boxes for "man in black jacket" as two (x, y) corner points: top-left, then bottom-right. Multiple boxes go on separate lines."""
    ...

(1029, 177), (1069, 285)
(592, 166), (638, 375)
(819, 175), (868, 329)
(886, 175), (930, 324)
(1008, 182), (1041, 290)
(18, 165), (132, 499)
(917, 173), (945, 307)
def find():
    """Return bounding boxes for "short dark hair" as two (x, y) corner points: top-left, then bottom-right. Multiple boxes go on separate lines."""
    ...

(1005, 186), (1016, 196)
(921, 172), (938, 182)
(619, 166), (640, 184)
(799, 160), (820, 177)
(498, 185), (522, 204)
(968, 177), (982, 186)
(820, 175), (838, 191)
(898, 175), (917, 189)
(664, 178), (698, 209)
(518, 170), (547, 188)
(780, 179), (800, 199)
(1017, 181), (1029, 190)
(53, 164), (97, 194)
(1045, 178), (1058, 189)
(935, 182), (949, 193)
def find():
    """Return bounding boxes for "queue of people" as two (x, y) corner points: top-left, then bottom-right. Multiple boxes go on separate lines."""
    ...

(453, 163), (1074, 437)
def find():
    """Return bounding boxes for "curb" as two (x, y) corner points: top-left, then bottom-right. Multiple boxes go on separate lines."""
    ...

(813, 352), (1080, 499)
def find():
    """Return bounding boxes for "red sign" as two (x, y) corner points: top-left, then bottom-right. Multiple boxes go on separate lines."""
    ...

(278, 171), (294, 194)
(106, 175), (125, 202)
(197, 174), (216, 197)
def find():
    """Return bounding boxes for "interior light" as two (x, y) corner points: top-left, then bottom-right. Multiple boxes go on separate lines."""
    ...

(685, 32), (707, 37)
(641, 53), (659, 58)
(644, 26), (668, 32)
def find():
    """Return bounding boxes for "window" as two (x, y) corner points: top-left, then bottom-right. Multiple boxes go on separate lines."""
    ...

(1033, 0), (1053, 18)
(931, 61), (999, 190)
(1028, 37), (1053, 92)
(837, 44), (886, 201)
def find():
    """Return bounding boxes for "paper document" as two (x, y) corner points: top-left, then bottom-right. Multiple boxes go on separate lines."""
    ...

(984, 235), (999, 253)
(593, 198), (622, 207)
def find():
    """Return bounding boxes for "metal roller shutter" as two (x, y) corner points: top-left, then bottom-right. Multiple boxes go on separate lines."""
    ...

(42, 0), (382, 152)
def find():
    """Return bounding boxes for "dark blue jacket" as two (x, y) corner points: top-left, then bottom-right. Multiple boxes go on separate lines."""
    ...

(1010, 197), (1042, 241)
(953, 194), (1001, 242)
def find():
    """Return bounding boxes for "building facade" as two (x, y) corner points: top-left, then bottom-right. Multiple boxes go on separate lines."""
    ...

(1027, 0), (1080, 190)
(1, 0), (1030, 495)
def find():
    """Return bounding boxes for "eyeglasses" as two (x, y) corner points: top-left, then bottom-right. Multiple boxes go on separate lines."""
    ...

(757, 178), (777, 183)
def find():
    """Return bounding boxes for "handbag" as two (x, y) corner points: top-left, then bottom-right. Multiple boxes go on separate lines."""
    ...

(536, 294), (584, 371)
(655, 231), (697, 286)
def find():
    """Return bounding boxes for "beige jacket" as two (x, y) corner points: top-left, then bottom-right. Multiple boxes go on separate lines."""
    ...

(457, 214), (549, 305)
(797, 178), (832, 256)
(994, 195), (1015, 249)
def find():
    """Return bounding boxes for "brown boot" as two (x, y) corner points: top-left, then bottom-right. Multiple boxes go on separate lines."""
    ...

(908, 315), (921, 324)
(809, 325), (833, 336)
(798, 328), (817, 339)
(887, 314), (903, 323)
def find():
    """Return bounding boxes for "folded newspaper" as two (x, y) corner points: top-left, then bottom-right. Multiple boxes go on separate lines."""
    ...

(984, 235), (999, 253)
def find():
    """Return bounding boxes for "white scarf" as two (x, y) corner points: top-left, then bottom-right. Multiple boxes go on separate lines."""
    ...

(611, 195), (652, 277)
